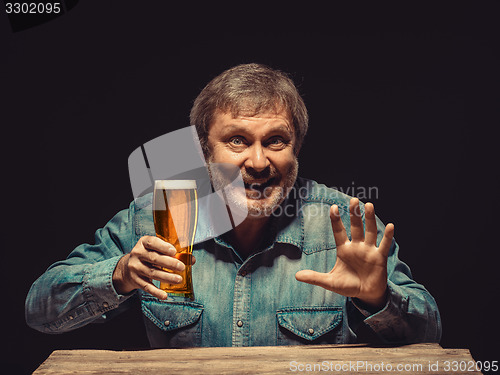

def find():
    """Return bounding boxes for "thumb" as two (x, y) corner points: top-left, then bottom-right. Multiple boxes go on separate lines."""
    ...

(295, 270), (335, 291)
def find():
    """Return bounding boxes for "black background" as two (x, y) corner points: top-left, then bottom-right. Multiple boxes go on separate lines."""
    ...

(2, 2), (499, 374)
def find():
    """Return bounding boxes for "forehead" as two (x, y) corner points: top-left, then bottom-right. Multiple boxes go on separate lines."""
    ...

(209, 110), (294, 137)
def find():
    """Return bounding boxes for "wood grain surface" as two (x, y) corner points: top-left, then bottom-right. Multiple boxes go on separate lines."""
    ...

(33, 343), (482, 374)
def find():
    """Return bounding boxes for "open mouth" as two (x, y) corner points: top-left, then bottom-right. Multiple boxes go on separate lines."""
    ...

(244, 178), (276, 193)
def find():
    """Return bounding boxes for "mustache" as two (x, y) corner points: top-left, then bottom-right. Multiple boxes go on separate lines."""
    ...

(241, 166), (280, 184)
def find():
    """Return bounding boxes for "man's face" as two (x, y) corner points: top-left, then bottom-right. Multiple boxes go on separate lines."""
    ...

(206, 110), (298, 218)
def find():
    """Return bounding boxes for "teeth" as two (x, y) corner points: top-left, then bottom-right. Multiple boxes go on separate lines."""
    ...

(245, 178), (274, 188)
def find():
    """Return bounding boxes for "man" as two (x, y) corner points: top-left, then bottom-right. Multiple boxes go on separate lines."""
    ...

(26, 63), (441, 347)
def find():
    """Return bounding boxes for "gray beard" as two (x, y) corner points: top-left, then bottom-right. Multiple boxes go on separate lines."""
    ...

(207, 157), (299, 218)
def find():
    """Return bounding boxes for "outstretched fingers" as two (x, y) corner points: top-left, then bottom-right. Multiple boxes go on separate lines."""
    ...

(330, 204), (348, 247)
(349, 198), (364, 242)
(295, 270), (335, 292)
(364, 202), (378, 246)
(378, 223), (395, 257)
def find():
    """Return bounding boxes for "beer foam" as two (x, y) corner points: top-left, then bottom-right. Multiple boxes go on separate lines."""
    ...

(154, 180), (197, 189)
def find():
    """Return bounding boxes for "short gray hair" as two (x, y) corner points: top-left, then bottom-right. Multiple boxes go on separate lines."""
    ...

(190, 63), (308, 157)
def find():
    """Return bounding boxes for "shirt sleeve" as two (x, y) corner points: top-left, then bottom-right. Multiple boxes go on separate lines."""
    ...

(25, 203), (137, 333)
(350, 236), (442, 344)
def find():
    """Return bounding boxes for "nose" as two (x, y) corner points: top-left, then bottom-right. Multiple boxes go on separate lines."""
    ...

(244, 143), (270, 172)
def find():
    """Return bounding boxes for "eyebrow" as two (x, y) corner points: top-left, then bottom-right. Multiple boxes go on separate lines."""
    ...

(221, 123), (293, 135)
(221, 124), (246, 133)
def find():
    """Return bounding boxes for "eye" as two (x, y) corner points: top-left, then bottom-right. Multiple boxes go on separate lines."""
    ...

(231, 138), (242, 145)
(228, 136), (246, 147)
(267, 136), (287, 149)
(270, 138), (283, 145)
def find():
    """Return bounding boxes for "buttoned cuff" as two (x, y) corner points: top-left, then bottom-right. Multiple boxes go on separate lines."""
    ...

(82, 256), (134, 316)
(351, 281), (409, 336)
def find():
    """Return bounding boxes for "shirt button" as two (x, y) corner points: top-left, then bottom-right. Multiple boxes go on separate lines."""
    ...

(237, 320), (243, 327)
(68, 315), (74, 320)
(308, 328), (314, 335)
(164, 320), (170, 327)
(103, 302), (109, 308)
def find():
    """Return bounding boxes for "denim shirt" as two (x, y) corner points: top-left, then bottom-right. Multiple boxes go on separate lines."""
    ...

(25, 178), (441, 347)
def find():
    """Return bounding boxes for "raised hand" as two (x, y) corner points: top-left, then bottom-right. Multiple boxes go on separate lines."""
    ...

(295, 198), (394, 309)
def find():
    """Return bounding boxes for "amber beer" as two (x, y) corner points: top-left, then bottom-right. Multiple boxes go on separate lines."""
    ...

(153, 180), (198, 299)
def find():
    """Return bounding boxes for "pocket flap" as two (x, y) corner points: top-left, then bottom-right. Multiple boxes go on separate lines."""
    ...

(141, 297), (204, 332)
(276, 306), (342, 341)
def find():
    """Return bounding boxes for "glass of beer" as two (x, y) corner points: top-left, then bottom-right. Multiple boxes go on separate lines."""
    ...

(153, 180), (198, 300)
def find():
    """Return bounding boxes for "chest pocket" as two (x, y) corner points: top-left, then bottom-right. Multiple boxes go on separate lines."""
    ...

(276, 306), (343, 345)
(141, 296), (204, 347)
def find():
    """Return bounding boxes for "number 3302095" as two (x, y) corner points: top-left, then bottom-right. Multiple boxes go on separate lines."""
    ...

(6, 3), (61, 14)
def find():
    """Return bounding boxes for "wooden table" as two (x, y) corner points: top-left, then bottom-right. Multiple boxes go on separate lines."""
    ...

(33, 343), (482, 374)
